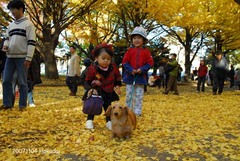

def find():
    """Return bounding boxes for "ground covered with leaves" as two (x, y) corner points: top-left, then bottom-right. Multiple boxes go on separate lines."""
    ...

(0, 78), (239, 161)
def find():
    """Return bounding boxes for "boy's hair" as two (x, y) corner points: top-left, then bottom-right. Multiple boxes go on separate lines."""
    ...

(130, 34), (148, 44)
(69, 45), (76, 50)
(170, 53), (177, 58)
(215, 50), (222, 55)
(7, 0), (25, 12)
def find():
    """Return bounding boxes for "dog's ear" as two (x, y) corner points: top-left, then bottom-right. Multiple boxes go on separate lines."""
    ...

(124, 106), (130, 114)
(104, 105), (112, 116)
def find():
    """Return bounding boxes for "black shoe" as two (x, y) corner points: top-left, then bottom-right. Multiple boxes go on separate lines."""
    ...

(213, 92), (217, 95)
(173, 93), (179, 95)
(69, 92), (76, 96)
(19, 107), (26, 111)
(0, 105), (12, 110)
(163, 92), (168, 95)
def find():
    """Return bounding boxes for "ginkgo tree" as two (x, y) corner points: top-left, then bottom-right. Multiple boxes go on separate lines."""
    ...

(65, 0), (167, 66)
(63, 0), (122, 58)
(146, 0), (240, 74)
(1, 0), (239, 77)
(204, 0), (240, 51)
(23, 0), (102, 79)
(0, 1), (11, 35)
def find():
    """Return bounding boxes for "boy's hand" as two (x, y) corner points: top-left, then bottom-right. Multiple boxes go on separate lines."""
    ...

(24, 60), (31, 68)
(2, 45), (8, 52)
(137, 69), (141, 74)
(132, 69), (137, 75)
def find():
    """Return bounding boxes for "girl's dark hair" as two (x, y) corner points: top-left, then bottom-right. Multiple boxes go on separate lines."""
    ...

(91, 43), (114, 58)
(7, 0), (25, 12)
(94, 48), (113, 58)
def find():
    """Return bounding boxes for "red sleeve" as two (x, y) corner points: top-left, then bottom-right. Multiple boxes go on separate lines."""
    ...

(122, 48), (132, 65)
(85, 65), (96, 81)
(145, 49), (154, 66)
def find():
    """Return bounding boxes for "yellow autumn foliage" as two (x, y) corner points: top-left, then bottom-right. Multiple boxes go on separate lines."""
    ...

(0, 77), (239, 160)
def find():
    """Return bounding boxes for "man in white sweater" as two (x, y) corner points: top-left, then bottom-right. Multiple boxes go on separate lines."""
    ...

(66, 45), (80, 96)
(1, 0), (36, 111)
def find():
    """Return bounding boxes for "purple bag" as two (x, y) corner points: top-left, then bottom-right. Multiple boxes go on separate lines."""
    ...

(82, 95), (103, 115)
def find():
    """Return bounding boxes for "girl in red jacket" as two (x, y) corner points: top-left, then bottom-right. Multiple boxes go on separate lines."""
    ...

(83, 43), (122, 130)
(197, 60), (208, 92)
(122, 26), (154, 116)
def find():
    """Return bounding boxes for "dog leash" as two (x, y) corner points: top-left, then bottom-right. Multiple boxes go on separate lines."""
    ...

(129, 75), (137, 109)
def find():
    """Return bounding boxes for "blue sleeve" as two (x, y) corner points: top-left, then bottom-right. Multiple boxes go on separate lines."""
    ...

(139, 64), (152, 74)
(123, 62), (134, 74)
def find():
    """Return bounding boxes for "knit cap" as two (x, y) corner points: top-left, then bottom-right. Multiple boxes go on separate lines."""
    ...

(91, 43), (114, 58)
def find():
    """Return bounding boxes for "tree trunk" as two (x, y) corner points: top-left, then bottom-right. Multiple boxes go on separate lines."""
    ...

(43, 41), (59, 79)
(185, 48), (191, 76)
(42, 1), (59, 79)
(184, 28), (192, 76)
(215, 31), (223, 52)
(42, 23), (59, 79)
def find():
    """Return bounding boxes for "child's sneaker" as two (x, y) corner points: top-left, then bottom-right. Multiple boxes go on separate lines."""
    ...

(86, 120), (94, 129)
(106, 121), (112, 130)
(29, 104), (36, 107)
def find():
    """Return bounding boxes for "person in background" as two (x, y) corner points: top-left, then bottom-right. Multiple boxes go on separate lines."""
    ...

(122, 26), (154, 116)
(66, 45), (80, 96)
(196, 60), (208, 93)
(177, 65), (183, 82)
(27, 53), (42, 107)
(163, 53), (179, 95)
(158, 63), (165, 89)
(79, 58), (92, 88)
(83, 43), (122, 130)
(211, 51), (229, 95)
(148, 72), (157, 87)
(228, 64), (235, 88)
(1, 0), (36, 111)
(192, 67), (198, 81)
(0, 38), (6, 79)
(234, 68), (240, 90)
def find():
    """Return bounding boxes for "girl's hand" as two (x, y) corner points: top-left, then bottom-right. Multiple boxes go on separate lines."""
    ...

(114, 86), (121, 95)
(91, 80), (102, 87)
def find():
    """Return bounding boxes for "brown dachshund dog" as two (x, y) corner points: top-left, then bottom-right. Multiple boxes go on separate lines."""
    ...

(105, 102), (137, 139)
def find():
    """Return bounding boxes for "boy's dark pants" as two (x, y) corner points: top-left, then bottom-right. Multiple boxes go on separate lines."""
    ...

(66, 76), (78, 95)
(212, 76), (225, 94)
